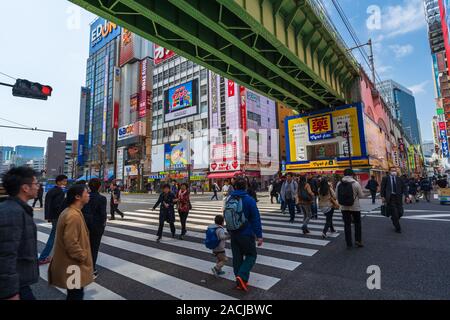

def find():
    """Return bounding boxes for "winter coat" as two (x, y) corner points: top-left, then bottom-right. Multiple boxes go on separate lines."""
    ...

(176, 190), (191, 213)
(210, 224), (230, 253)
(336, 176), (365, 212)
(48, 206), (94, 289)
(44, 186), (65, 220)
(228, 190), (263, 239)
(280, 180), (298, 202)
(153, 192), (176, 223)
(0, 198), (39, 299)
(82, 191), (107, 231)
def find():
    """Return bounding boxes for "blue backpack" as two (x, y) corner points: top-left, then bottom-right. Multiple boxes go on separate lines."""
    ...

(204, 226), (221, 249)
(223, 196), (247, 231)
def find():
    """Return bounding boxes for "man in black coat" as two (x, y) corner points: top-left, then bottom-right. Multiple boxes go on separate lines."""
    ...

(0, 167), (39, 300)
(110, 183), (124, 220)
(152, 184), (176, 242)
(366, 176), (379, 204)
(381, 168), (405, 233)
(82, 178), (107, 278)
(38, 174), (68, 264)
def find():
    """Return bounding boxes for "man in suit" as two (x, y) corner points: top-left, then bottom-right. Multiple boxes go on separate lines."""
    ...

(381, 167), (404, 233)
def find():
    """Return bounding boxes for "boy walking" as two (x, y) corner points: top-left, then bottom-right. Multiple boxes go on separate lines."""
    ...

(210, 215), (230, 277)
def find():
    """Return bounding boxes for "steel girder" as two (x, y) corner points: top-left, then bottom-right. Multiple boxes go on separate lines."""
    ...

(69, 0), (359, 111)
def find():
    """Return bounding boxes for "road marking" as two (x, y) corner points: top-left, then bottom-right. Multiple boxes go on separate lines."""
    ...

(37, 228), (279, 291)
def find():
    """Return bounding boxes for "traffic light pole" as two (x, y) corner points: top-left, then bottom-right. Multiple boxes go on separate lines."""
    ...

(0, 82), (13, 88)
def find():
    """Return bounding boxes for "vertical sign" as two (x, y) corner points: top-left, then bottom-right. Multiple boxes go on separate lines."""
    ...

(116, 147), (125, 181)
(139, 58), (152, 119)
(112, 67), (121, 129)
(88, 77), (95, 149)
(102, 54), (109, 145)
(240, 86), (247, 155)
(154, 44), (175, 65)
(228, 80), (235, 97)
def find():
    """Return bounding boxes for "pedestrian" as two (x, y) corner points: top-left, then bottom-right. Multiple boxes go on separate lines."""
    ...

(222, 179), (234, 209)
(211, 182), (220, 200)
(225, 177), (263, 292)
(207, 215), (230, 277)
(381, 167), (405, 233)
(0, 167), (39, 300)
(336, 168), (365, 248)
(48, 185), (93, 300)
(82, 178), (107, 279)
(152, 184), (177, 242)
(176, 183), (191, 240)
(251, 178), (259, 193)
(296, 176), (315, 234)
(32, 183), (44, 208)
(318, 177), (338, 238)
(419, 176), (432, 202)
(39, 174), (68, 265)
(307, 174), (319, 219)
(408, 178), (419, 203)
(171, 181), (178, 195)
(110, 182), (124, 220)
(274, 179), (282, 204)
(269, 181), (278, 204)
(365, 175), (379, 204)
(280, 173), (298, 222)
(401, 174), (410, 204)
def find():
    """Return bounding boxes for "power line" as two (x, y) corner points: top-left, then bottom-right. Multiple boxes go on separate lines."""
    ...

(0, 117), (33, 129)
(0, 71), (16, 81)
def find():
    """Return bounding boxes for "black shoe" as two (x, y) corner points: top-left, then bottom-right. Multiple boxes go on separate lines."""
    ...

(120, 213), (124, 219)
(330, 228), (336, 233)
(355, 241), (364, 248)
(178, 235), (184, 240)
(156, 237), (161, 243)
(289, 220), (294, 224)
(109, 217), (115, 221)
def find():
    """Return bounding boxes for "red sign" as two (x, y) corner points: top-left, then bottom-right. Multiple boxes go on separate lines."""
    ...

(228, 80), (235, 97)
(154, 44), (175, 65)
(119, 29), (135, 66)
(139, 59), (152, 118)
(210, 160), (240, 172)
(113, 102), (119, 129)
(439, 121), (446, 131)
(240, 86), (248, 154)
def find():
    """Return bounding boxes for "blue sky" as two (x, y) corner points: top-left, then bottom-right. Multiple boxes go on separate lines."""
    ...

(0, 0), (436, 148)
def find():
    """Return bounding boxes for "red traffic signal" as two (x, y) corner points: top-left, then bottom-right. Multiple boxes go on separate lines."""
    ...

(12, 79), (53, 100)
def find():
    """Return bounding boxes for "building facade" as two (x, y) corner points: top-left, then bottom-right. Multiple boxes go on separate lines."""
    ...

(13, 146), (44, 167)
(0, 147), (14, 164)
(277, 103), (297, 166)
(45, 132), (67, 178)
(64, 140), (78, 178)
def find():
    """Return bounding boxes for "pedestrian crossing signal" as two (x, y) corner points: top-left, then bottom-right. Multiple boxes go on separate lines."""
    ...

(12, 79), (53, 100)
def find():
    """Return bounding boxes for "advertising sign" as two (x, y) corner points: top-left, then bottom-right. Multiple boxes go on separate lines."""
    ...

(124, 165), (138, 177)
(286, 103), (367, 171)
(308, 114), (333, 141)
(118, 123), (140, 141)
(210, 73), (219, 128)
(90, 18), (121, 56)
(164, 79), (199, 122)
(119, 29), (134, 66)
(441, 129), (449, 157)
(240, 86), (248, 155)
(164, 141), (189, 170)
(139, 58), (152, 118)
(210, 160), (241, 172)
(102, 54), (109, 145)
(211, 142), (237, 161)
(228, 80), (235, 97)
(116, 147), (125, 181)
(154, 44), (175, 64)
(112, 67), (120, 129)
(130, 94), (138, 112)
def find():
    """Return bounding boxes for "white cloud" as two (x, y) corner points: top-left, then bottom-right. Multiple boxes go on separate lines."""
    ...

(408, 81), (429, 95)
(377, 65), (393, 76)
(369, 0), (426, 38)
(389, 44), (414, 58)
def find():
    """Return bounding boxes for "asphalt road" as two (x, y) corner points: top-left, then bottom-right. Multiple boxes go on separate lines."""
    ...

(30, 192), (450, 300)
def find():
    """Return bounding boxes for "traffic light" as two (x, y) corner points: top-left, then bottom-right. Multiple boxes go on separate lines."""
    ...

(12, 79), (53, 100)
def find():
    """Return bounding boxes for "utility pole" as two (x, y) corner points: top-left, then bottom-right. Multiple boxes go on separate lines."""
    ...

(345, 122), (353, 170)
(347, 39), (375, 86)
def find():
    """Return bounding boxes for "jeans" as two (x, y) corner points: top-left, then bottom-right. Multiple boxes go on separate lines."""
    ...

(211, 191), (218, 201)
(178, 211), (189, 235)
(285, 198), (296, 221)
(89, 225), (104, 270)
(322, 208), (335, 234)
(299, 205), (312, 230)
(311, 197), (318, 218)
(341, 211), (362, 246)
(39, 219), (57, 260)
(67, 288), (84, 300)
(230, 234), (257, 283)
(370, 191), (376, 204)
(19, 286), (36, 300)
(280, 200), (286, 213)
(387, 194), (402, 231)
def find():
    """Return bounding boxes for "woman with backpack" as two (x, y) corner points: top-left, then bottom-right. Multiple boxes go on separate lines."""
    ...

(318, 178), (339, 239)
(296, 176), (315, 234)
(176, 183), (191, 240)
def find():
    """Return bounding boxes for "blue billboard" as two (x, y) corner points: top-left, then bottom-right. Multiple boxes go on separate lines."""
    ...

(89, 18), (121, 56)
(164, 79), (199, 122)
(78, 134), (85, 166)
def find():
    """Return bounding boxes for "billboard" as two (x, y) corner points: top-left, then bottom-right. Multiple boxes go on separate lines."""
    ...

(112, 67), (120, 129)
(116, 147), (125, 181)
(78, 87), (89, 166)
(102, 54), (109, 145)
(210, 142), (240, 172)
(164, 141), (189, 170)
(285, 103), (368, 172)
(120, 30), (155, 67)
(164, 79), (199, 122)
(89, 18), (121, 56)
(118, 122), (144, 141)
(139, 58), (152, 118)
(154, 44), (175, 64)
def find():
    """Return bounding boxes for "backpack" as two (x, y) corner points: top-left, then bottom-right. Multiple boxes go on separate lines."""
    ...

(299, 186), (312, 202)
(337, 181), (355, 206)
(204, 226), (221, 249)
(223, 196), (247, 231)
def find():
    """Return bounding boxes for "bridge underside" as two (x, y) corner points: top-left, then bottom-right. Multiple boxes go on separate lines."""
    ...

(70, 0), (359, 111)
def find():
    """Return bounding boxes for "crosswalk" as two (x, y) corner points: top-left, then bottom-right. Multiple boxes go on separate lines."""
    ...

(35, 199), (344, 300)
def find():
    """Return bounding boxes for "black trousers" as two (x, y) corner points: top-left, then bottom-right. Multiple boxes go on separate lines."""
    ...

(322, 209), (335, 234)
(89, 226), (105, 269)
(387, 194), (402, 231)
(32, 196), (43, 208)
(19, 286), (36, 300)
(211, 191), (218, 200)
(341, 211), (362, 246)
(178, 211), (189, 235)
(67, 288), (84, 300)
(157, 211), (176, 238)
(110, 203), (123, 219)
(370, 191), (376, 204)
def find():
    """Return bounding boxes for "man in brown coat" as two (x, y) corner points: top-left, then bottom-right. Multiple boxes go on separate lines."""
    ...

(48, 185), (93, 300)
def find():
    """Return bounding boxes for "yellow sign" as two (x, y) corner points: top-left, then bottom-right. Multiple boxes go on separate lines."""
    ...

(286, 159), (369, 171)
(438, 188), (450, 197)
(308, 114), (333, 141)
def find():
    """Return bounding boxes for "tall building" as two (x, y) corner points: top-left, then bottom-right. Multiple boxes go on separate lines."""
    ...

(45, 132), (67, 178)
(78, 17), (121, 179)
(378, 80), (422, 146)
(64, 140), (78, 178)
(0, 146), (14, 164)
